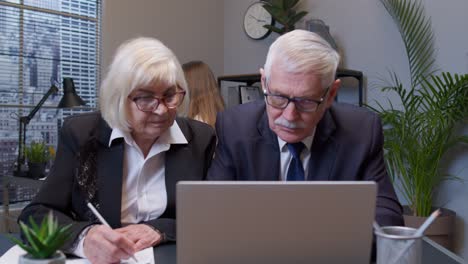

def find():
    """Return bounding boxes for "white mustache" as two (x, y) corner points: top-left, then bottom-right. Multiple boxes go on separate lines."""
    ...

(274, 117), (306, 129)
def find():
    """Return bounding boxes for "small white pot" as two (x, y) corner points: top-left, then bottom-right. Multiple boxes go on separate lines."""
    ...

(18, 251), (66, 264)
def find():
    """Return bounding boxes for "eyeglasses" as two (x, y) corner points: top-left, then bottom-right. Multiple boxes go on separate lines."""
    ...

(263, 79), (329, 113)
(130, 90), (186, 112)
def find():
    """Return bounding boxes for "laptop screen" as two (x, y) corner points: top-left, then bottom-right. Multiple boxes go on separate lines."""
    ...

(177, 181), (376, 264)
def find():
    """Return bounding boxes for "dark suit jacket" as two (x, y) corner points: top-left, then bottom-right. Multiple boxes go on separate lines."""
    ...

(19, 112), (216, 249)
(207, 100), (403, 227)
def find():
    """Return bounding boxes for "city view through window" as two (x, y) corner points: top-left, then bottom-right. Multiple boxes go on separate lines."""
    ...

(0, 0), (101, 178)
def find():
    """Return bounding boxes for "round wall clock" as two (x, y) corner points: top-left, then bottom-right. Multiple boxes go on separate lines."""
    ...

(243, 2), (274, 40)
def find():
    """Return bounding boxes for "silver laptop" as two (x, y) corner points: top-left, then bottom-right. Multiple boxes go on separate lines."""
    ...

(177, 181), (377, 264)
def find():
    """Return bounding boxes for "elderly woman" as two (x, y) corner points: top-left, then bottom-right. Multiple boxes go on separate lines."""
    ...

(19, 37), (216, 263)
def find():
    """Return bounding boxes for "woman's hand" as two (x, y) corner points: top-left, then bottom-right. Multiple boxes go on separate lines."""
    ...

(115, 224), (164, 251)
(83, 225), (136, 264)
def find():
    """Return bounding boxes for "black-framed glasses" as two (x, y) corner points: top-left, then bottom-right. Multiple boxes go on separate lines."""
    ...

(263, 79), (329, 113)
(130, 90), (186, 112)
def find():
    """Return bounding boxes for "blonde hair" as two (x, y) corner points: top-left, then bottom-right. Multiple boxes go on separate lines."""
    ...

(100, 37), (189, 132)
(182, 61), (224, 127)
(264, 30), (340, 89)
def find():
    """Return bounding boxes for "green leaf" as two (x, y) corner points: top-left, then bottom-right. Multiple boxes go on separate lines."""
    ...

(264, 25), (285, 34)
(263, 0), (306, 30)
(287, 10), (308, 25)
(14, 212), (72, 259)
(263, 5), (288, 25)
(7, 235), (36, 256)
(20, 222), (41, 256)
(284, 0), (300, 10)
(380, 0), (436, 88)
(269, 0), (283, 8)
(28, 216), (40, 232)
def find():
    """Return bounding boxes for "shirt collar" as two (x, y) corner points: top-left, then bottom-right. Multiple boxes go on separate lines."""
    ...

(277, 127), (316, 152)
(109, 121), (188, 147)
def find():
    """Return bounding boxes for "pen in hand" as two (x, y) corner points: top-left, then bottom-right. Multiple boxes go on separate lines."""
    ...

(87, 202), (139, 262)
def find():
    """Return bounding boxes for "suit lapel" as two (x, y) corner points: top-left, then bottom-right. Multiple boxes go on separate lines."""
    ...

(256, 104), (338, 181)
(165, 147), (177, 207)
(95, 119), (124, 228)
(307, 109), (338, 181)
(164, 118), (192, 211)
(256, 108), (280, 181)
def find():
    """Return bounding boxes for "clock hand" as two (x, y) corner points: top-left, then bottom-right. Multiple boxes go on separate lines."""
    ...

(249, 14), (268, 24)
(249, 14), (260, 22)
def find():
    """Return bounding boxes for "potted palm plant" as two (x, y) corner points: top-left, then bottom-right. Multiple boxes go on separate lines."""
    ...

(25, 141), (53, 179)
(9, 212), (71, 264)
(368, 0), (468, 250)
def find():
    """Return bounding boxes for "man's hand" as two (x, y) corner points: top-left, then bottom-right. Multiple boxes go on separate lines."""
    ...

(115, 224), (163, 251)
(83, 225), (136, 264)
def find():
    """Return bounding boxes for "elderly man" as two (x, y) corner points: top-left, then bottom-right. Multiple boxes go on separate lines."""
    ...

(207, 30), (403, 227)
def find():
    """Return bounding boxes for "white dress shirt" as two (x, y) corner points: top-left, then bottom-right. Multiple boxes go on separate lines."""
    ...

(72, 121), (187, 257)
(115, 122), (188, 224)
(278, 129), (315, 181)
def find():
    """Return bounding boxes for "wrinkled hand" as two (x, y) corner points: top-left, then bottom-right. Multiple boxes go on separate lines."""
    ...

(115, 224), (163, 251)
(83, 225), (136, 264)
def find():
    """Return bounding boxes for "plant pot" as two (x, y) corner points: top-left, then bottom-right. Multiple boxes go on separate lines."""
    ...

(27, 162), (46, 179)
(403, 206), (456, 251)
(19, 251), (66, 264)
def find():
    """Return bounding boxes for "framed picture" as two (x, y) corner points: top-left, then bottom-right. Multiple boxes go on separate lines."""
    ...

(219, 80), (243, 108)
(240, 85), (263, 104)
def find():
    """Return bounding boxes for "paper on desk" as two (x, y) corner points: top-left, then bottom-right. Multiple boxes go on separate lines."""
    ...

(0, 245), (154, 264)
(121, 247), (155, 264)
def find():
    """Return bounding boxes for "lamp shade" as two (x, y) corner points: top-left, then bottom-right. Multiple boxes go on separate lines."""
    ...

(58, 77), (86, 108)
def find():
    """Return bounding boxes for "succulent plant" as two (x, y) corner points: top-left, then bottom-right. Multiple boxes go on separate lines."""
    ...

(25, 141), (53, 163)
(262, 0), (308, 35)
(9, 212), (71, 259)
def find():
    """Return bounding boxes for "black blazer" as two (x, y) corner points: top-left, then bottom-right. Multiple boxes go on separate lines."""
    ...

(207, 100), (404, 227)
(19, 112), (216, 249)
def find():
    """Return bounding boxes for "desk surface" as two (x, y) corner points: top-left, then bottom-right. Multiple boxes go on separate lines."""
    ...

(0, 235), (464, 264)
(0, 234), (176, 263)
(1, 176), (44, 233)
(2, 176), (44, 189)
(1, 176), (43, 205)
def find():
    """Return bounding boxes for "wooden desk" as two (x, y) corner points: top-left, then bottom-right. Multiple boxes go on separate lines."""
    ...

(1, 176), (43, 233)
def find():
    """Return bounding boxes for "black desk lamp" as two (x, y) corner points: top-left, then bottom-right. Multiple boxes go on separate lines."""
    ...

(15, 77), (86, 176)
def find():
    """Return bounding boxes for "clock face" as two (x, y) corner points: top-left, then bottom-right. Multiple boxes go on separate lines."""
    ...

(243, 2), (273, 40)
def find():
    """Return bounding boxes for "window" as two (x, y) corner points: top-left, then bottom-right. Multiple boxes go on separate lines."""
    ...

(0, 0), (101, 176)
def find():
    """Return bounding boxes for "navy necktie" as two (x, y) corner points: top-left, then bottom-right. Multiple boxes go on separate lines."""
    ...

(287, 142), (305, 181)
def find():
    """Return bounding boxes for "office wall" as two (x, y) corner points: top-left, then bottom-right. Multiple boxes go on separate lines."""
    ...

(101, 0), (224, 77)
(224, 0), (468, 259)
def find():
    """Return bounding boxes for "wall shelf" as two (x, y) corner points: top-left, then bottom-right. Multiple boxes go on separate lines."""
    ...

(218, 68), (363, 106)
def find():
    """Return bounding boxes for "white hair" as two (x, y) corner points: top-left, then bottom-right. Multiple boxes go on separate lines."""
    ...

(99, 37), (189, 132)
(263, 29), (340, 89)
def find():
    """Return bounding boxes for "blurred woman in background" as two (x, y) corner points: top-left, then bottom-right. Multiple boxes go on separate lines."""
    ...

(183, 61), (225, 127)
